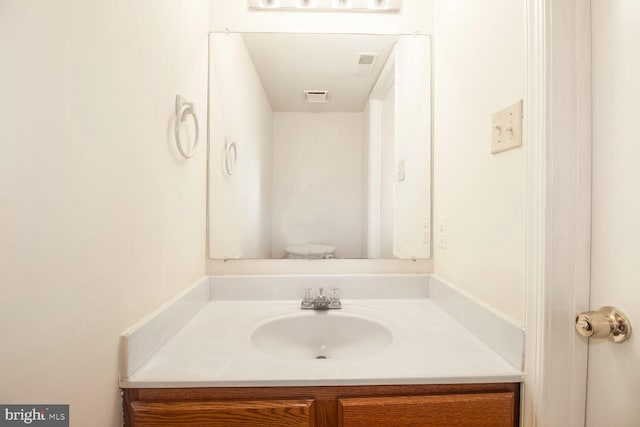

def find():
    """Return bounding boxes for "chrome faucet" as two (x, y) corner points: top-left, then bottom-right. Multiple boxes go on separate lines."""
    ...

(301, 287), (341, 310)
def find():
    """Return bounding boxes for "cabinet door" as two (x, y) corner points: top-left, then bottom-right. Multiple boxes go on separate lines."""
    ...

(338, 392), (516, 427)
(130, 399), (315, 427)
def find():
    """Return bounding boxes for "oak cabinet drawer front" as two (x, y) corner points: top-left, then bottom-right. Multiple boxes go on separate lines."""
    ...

(338, 392), (515, 427)
(131, 399), (315, 427)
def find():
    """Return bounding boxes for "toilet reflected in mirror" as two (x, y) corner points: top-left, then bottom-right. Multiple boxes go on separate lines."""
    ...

(208, 32), (431, 260)
(284, 244), (336, 259)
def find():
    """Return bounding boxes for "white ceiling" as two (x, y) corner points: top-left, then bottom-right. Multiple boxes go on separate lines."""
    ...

(241, 33), (399, 113)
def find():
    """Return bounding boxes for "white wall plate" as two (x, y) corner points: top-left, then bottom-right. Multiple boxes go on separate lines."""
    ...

(491, 99), (523, 154)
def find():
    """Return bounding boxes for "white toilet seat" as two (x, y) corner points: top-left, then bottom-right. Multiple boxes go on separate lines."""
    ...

(284, 244), (335, 259)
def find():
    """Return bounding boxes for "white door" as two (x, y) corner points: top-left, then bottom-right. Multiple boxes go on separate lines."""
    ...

(587, 0), (640, 425)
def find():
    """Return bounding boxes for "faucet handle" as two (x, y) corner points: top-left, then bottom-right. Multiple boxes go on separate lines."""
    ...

(303, 287), (314, 301)
(301, 288), (314, 308)
(329, 287), (341, 308)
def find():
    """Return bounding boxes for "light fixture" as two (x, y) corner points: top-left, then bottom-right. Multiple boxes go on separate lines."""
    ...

(368, 0), (388, 9)
(332, 0), (352, 8)
(259, 0), (280, 7)
(297, 0), (316, 8)
(248, 0), (401, 13)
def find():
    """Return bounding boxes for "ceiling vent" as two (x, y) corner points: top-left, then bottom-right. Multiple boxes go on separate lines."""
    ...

(304, 90), (330, 103)
(356, 52), (378, 74)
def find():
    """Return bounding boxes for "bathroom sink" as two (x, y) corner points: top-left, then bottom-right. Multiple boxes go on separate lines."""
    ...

(250, 312), (393, 360)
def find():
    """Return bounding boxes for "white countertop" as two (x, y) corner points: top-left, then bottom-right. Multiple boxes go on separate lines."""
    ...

(122, 293), (522, 388)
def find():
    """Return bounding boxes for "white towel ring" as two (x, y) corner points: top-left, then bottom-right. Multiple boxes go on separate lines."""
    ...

(224, 137), (238, 176)
(175, 95), (199, 159)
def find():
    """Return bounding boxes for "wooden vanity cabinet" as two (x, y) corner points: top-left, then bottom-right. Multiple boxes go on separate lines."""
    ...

(338, 392), (515, 427)
(123, 383), (520, 427)
(129, 399), (315, 427)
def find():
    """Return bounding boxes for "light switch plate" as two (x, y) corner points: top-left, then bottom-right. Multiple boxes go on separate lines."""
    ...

(397, 159), (406, 182)
(491, 100), (523, 154)
(422, 216), (429, 244)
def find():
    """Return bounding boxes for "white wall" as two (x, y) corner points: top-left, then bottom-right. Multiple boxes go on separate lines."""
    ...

(272, 113), (364, 258)
(393, 36), (431, 259)
(361, 103), (370, 254)
(0, 1), (209, 425)
(209, 34), (273, 259)
(367, 36), (431, 260)
(433, 0), (526, 324)
(380, 85), (397, 258)
(210, 0), (433, 35)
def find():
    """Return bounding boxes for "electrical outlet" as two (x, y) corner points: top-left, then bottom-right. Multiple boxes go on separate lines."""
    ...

(437, 217), (447, 249)
(491, 100), (523, 154)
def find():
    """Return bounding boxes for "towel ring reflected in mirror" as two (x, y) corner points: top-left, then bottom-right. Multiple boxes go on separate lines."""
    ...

(175, 95), (199, 159)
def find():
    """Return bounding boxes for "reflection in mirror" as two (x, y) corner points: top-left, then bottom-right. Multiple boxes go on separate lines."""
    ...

(208, 33), (431, 260)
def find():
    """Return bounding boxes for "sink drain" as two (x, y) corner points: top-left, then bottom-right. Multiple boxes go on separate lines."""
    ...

(315, 355), (328, 359)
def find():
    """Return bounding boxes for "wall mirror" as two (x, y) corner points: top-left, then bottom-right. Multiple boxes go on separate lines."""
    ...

(208, 32), (431, 260)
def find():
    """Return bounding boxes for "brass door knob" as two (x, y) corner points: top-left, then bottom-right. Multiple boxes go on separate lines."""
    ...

(575, 306), (631, 343)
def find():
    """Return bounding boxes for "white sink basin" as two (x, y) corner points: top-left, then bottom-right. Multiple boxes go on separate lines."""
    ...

(251, 312), (393, 360)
